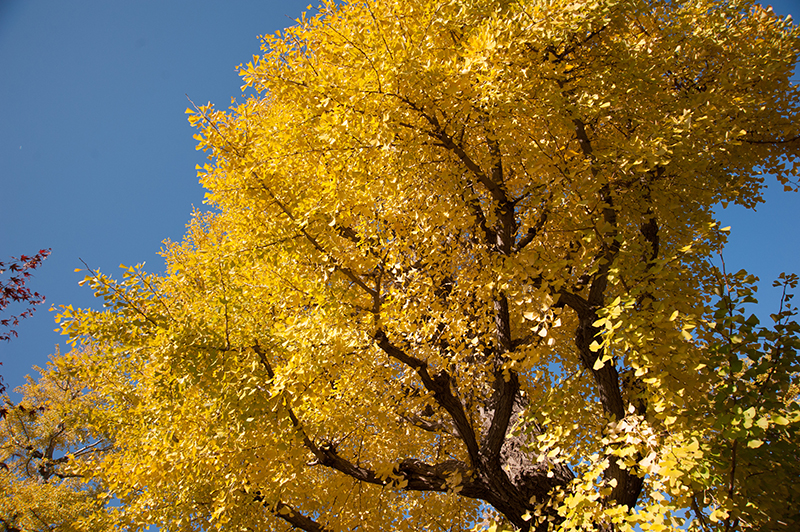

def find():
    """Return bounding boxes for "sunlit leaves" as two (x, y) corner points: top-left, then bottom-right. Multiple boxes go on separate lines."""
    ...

(0, 355), (112, 531)
(43, 0), (800, 531)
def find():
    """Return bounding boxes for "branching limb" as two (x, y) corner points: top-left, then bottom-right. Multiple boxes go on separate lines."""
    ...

(257, 180), (378, 301)
(691, 494), (712, 532)
(400, 412), (456, 436)
(514, 206), (549, 253)
(373, 330), (481, 465)
(273, 501), (333, 532)
(78, 259), (161, 329)
(251, 496), (334, 532)
(252, 343), (478, 496)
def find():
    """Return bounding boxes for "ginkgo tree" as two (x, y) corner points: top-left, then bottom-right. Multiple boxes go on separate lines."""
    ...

(50, 0), (800, 530)
(1, 353), (112, 532)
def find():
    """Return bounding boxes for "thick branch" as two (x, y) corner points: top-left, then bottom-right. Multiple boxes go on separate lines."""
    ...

(253, 343), (478, 497)
(640, 212), (659, 263)
(401, 412), (455, 435)
(374, 330), (481, 464)
(460, 182), (497, 246)
(0, 518), (22, 532)
(274, 502), (332, 532)
(568, 120), (625, 417)
(556, 288), (626, 419)
(557, 286), (640, 509)
(250, 497), (335, 532)
(395, 99), (515, 253)
(431, 130), (513, 232)
(483, 296), (519, 461)
(514, 207), (549, 253)
(743, 134), (800, 144)
(255, 323), (568, 530)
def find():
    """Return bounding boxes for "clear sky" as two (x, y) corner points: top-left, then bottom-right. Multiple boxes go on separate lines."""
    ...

(1, 0), (799, 399)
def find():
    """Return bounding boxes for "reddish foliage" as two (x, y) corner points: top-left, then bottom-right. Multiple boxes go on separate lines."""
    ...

(0, 249), (50, 393)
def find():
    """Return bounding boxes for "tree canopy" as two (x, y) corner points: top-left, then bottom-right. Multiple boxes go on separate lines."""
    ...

(7, 0), (800, 530)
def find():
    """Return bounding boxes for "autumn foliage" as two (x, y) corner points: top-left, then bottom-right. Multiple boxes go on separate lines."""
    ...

(9, 0), (800, 531)
(1, 360), (111, 532)
(0, 249), (49, 396)
(0, 249), (50, 343)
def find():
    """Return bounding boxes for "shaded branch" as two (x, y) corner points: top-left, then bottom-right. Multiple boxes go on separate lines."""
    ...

(483, 296), (519, 462)
(374, 330), (481, 465)
(743, 134), (800, 144)
(514, 207), (549, 253)
(253, 343), (478, 496)
(273, 501), (333, 532)
(400, 412), (456, 436)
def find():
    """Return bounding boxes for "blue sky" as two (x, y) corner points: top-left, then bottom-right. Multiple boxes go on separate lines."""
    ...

(1, 0), (799, 399)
